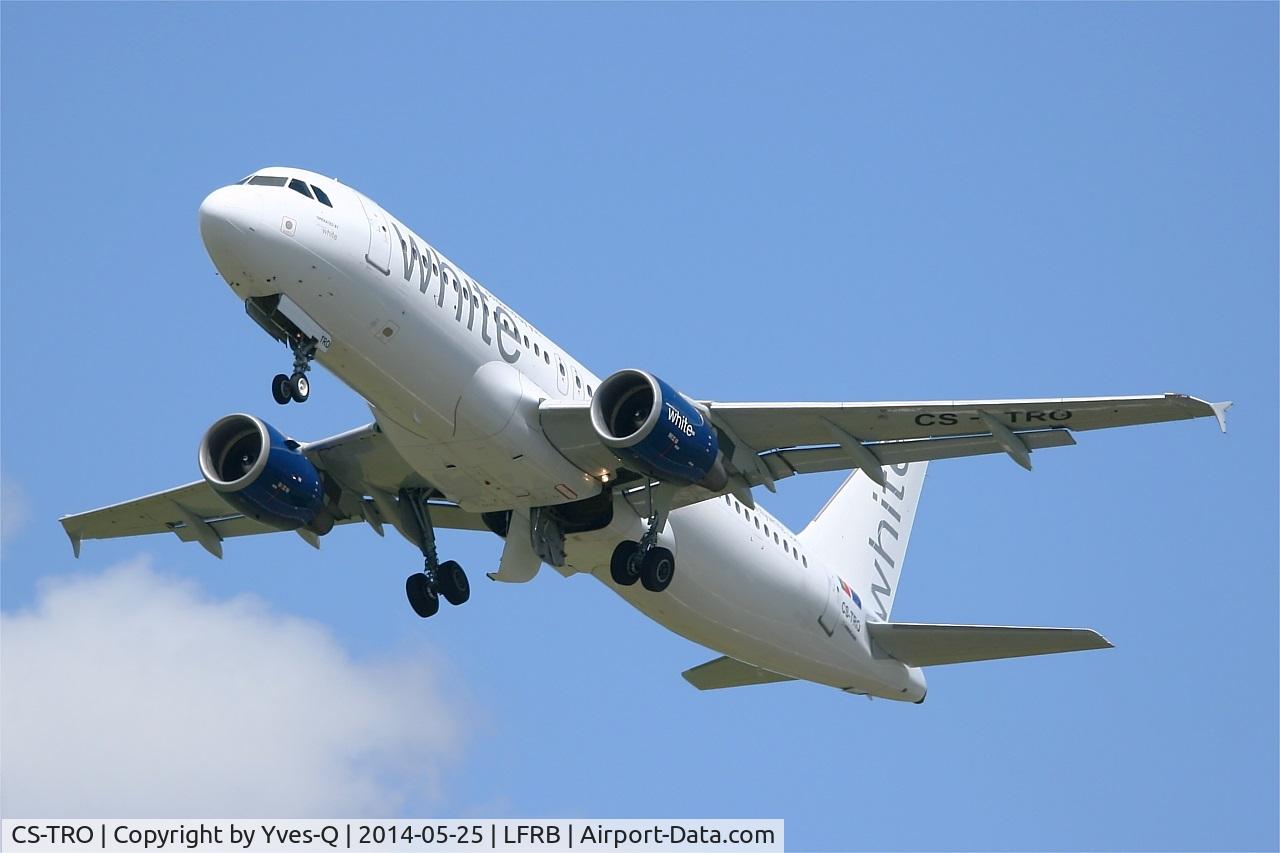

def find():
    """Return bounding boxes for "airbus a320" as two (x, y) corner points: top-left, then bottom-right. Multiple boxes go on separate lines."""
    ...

(61, 168), (1230, 702)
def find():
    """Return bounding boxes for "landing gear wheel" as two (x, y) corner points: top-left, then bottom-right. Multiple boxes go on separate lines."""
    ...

(640, 547), (675, 593)
(289, 372), (310, 403)
(271, 373), (292, 405)
(609, 540), (643, 587)
(438, 560), (470, 606)
(405, 573), (440, 618)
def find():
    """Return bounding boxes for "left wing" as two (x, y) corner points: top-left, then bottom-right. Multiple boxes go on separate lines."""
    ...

(541, 393), (1229, 502)
(60, 423), (486, 558)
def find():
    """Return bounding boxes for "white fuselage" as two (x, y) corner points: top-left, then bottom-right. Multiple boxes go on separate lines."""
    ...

(198, 168), (926, 702)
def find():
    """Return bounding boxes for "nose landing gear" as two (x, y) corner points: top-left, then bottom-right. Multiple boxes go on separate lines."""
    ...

(271, 335), (316, 404)
(401, 489), (471, 618)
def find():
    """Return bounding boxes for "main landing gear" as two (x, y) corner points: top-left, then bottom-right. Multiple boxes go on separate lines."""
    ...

(401, 488), (471, 619)
(609, 494), (676, 593)
(271, 335), (316, 405)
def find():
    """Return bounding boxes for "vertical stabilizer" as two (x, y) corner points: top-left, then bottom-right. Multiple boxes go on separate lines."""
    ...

(798, 462), (927, 621)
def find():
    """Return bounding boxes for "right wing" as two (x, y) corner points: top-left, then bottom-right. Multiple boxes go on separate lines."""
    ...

(541, 392), (1229, 506)
(59, 423), (486, 558)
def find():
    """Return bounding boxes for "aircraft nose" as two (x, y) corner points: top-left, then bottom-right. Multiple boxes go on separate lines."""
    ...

(198, 185), (256, 246)
(199, 185), (270, 295)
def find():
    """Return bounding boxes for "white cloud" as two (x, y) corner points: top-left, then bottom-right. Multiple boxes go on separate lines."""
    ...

(1, 473), (29, 549)
(1, 560), (466, 817)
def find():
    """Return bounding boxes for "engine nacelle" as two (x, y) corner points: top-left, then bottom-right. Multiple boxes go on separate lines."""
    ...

(590, 369), (728, 491)
(198, 414), (332, 533)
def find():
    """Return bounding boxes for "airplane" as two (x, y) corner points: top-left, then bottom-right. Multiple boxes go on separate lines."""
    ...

(59, 167), (1231, 703)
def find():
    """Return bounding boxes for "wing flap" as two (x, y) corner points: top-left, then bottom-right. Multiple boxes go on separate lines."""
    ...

(867, 622), (1113, 667)
(681, 656), (796, 690)
(762, 429), (1076, 479)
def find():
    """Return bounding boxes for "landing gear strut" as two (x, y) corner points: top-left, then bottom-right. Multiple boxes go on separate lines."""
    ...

(401, 488), (471, 618)
(609, 484), (676, 593)
(272, 334), (316, 404)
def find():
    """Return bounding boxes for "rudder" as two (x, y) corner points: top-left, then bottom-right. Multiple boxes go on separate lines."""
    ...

(798, 462), (928, 621)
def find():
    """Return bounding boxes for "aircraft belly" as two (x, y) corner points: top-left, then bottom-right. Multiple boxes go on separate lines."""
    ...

(573, 499), (919, 695)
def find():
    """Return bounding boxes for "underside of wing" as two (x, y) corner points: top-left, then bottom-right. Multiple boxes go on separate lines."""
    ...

(707, 393), (1228, 450)
(540, 392), (1228, 513)
(60, 422), (488, 558)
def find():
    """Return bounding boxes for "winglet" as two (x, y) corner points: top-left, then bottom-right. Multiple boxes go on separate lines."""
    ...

(62, 523), (82, 559)
(1211, 401), (1232, 434)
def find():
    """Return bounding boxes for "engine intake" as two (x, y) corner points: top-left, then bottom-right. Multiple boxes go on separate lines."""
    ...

(198, 414), (332, 533)
(590, 369), (727, 490)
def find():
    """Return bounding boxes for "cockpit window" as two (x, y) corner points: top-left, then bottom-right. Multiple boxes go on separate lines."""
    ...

(288, 178), (313, 199)
(310, 185), (333, 208)
(236, 176), (253, 185)
(248, 175), (287, 187)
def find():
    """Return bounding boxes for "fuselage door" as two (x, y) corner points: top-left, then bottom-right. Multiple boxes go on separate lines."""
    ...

(555, 354), (570, 396)
(357, 195), (392, 275)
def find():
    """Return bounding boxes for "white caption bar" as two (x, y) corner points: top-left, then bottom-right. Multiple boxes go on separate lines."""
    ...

(2, 820), (784, 852)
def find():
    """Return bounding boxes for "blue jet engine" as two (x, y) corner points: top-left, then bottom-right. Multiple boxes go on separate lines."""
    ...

(590, 369), (728, 491)
(198, 414), (333, 533)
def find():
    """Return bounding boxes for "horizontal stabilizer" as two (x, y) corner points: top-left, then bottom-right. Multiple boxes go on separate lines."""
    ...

(867, 622), (1112, 667)
(682, 656), (796, 690)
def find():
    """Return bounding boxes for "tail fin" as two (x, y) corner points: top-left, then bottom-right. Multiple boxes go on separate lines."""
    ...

(798, 463), (928, 621)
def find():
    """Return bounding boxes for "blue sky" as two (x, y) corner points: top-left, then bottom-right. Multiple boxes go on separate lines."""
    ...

(2, 3), (1276, 849)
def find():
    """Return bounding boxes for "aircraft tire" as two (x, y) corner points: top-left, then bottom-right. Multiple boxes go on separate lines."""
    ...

(609, 540), (642, 587)
(271, 374), (292, 405)
(405, 572), (440, 618)
(289, 373), (310, 403)
(640, 547), (675, 593)
(438, 560), (470, 606)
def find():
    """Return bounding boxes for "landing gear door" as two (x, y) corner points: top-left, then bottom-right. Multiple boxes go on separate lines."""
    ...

(357, 195), (392, 276)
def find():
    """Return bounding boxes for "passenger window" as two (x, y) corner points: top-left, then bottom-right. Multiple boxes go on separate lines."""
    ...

(544, 352), (551, 364)
(587, 385), (593, 396)
(784, 541), (789, 554)
(248, 175), (287, 187)
(754, 518), (760, 529)
(774, 532), (780, 545)
(310, 185), (333, 207)
(288, 178), (313, 199)
(763, 524), (769, 536)
(533, 343), (540, 356)
(802, 556), (808, 567)
(559, 364), (566, 375)
(575, 376), (582, 388)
